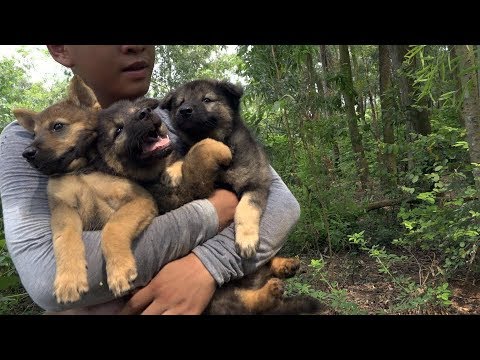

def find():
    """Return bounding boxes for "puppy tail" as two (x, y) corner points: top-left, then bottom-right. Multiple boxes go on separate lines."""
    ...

(264, 295), (324, 315)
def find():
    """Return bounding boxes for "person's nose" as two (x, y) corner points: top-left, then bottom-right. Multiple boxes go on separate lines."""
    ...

(120, 45), (146, 54)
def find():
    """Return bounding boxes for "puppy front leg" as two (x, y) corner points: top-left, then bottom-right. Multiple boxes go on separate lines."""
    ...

(50, 203), (89, 304)
(181, 138), (232, 198)
(102, 194), (157, 297)
(234, 188), (269, 258)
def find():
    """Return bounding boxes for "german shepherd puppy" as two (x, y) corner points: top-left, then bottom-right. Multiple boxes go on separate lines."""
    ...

(13, 75), (159, 303)
(94, 97), (322, 314)
(92, 97), (233, 214)
(160, 79), (272, 259)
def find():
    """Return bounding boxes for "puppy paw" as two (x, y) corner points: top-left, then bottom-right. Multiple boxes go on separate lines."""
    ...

(106, 257), (137, 297)
(212, 142), (232, 167)
(235, 224), (259, 258)
(196, 138), (232, 167)
(54, 268), (89, 304)
(272, 257), (301, 278)
(266, 278), (285, 298)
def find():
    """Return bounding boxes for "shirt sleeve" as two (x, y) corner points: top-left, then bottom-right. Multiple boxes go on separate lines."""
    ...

(192, 166), (301, 286)
(0, 121), (219, 311)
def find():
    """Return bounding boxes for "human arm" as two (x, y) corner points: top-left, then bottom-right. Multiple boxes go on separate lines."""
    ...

(0, 121), (222, 312)
(121, 165), (301, 315)
(192, 165), (301, 285)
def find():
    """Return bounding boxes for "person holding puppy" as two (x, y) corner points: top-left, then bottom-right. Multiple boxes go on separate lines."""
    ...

(0, 45), (301, 315)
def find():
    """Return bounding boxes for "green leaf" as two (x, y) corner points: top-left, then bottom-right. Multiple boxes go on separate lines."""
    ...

(0, 275), (20, 290)
(453, 141), (468, 149)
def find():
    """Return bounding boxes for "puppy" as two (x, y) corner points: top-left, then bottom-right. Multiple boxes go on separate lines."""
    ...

(160, 79), (272, 258)
(13, 76), (158, 303)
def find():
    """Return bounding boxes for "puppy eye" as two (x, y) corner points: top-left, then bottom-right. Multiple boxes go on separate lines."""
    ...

(114, 126), (123, 138)
(203, 97), (212, 103)
(52, 123), (64, 131)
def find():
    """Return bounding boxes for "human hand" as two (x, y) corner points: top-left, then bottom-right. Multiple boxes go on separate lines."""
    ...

(208, 189), (238, 231)
(119, 253), (215, 315)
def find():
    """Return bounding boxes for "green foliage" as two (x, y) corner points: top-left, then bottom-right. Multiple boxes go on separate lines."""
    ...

(150, 45), (241, 97)
(285, 258), (366, 314)
(0, 57), (26, 126)
(393, 116), (479, 275)
(0, 53), (70, 130)
(348, 231), (453, 313)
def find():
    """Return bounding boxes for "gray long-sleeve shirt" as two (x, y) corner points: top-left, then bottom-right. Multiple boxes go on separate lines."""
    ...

(0, 116), (300, 312)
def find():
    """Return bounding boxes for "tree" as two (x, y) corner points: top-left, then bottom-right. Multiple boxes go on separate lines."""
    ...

(0, 58), (27, 127)
(151, 45), (239, 97)
(379, 45), (397, 183)
(455, 45), (480, 192)
(339, 45), (369, 189)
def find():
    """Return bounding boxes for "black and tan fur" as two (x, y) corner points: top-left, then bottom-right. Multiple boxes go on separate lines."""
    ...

(205, 256), (322, 315)
(13, 76), (158, 303)
(97, 94), (322, 315)
(160, 79), (272, 258)
(92, 98), (232, 214)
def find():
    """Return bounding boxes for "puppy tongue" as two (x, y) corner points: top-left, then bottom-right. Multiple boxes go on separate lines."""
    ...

(143, 135), (170, 153)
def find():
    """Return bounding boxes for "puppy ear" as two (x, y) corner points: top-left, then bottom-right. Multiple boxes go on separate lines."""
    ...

(160, 91), (174, 111)
(68, 75), (101, 110)
(217, 81), (244, 110)
(13, 108), (37, 132)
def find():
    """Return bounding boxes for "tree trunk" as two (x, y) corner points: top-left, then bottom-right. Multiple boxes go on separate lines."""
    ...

(392, 45), (432, 136)
(379, 45), (397, 183)
(339, 45), (369, 189)
(350, 46), (366, 123)
(319, 45), (329, 96)
(455, 45), (480, 192)
(448, 46), (465, 127)
(305, 50), (322, 121)
(320, 45), (342, 175)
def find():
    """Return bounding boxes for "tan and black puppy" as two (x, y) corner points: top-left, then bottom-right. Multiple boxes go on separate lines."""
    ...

(95, 96), (322, 315)
(92, 97), (233, 214)
(13, 76), (158, 303)
(160, 79), (272, 258)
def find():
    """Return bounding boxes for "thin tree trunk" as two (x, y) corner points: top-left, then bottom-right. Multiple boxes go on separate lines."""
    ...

(368, 90), (384, 168)
(319, 45), (329, 96)
(339, 45), (369, 189)
(379, 45), (397, 184)
(449, 45), (466, 127)
(455, 45), (480, 192)
(320, 45), (342, 175)
(350, 46), (365, 122)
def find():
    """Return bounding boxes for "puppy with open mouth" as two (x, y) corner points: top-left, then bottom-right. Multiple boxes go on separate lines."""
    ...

(93, 97), (233, 215)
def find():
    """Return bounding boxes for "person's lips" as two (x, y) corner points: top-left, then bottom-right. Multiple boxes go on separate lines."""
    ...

(122, 61), (149, 72)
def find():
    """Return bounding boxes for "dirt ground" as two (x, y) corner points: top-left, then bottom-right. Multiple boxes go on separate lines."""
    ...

(5, 250), (480, 315)
(292, 251), (480, 315)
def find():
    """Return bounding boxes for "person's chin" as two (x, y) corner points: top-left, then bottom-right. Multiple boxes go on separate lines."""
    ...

(122, 82), (150, 100)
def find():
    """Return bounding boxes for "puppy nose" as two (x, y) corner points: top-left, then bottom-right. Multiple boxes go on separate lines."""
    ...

(22, 147), (37, 160)
(138, 107), (152, 120)
(179, 106), (193, 118)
